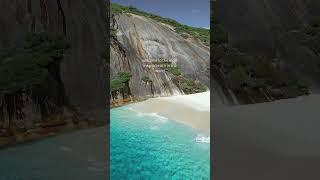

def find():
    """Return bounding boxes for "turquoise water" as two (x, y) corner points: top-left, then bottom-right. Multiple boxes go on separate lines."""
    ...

(110, 106), (210, 179)
(0, 128), (106, 180)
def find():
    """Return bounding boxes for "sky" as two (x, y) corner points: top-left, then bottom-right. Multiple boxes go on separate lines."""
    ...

(111, 0), (210, 29)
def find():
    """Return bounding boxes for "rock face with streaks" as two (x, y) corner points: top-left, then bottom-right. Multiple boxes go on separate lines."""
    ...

(110, 13), (210, 103)
(216, 0), (320, 86)
(211, 0), (320, 106)
(0, 0), (107, 127)
(211, 0), (239, 106)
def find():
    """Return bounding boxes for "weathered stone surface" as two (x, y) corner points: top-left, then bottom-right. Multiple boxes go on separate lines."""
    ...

(216, 0), (320, 86)
(0, 0), (107, 122)
(111, 13), (210, 100)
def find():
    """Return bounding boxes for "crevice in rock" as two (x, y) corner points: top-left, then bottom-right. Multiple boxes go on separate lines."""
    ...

(150, 82), (155, 97)
(132, 22), (145, 57)
(111, 40), (126, 58)
(56, 0), (67, 35)
(31, 16), (36, 32)
(111, 15), (127, 58)
(111, 14), (119, 30)
(16, 3), (24, 25)
(27, 0), (32, 14)
(40, 0), (49, 28)
(212, 64), (238, 104)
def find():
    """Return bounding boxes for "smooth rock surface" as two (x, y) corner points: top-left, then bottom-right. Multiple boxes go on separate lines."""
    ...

(111, 13), (210, 99)
(216, 0), (320, 85)
(0, 0), (107, 122)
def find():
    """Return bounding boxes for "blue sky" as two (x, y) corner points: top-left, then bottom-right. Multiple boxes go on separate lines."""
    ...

(111, 0), (210, 29)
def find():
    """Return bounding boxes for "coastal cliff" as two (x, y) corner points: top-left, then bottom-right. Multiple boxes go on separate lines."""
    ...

(212, 0), (318, 105)
(216, 0), (320, 84)
(0, 0), (107, 143)
(110, 4), (209, 106)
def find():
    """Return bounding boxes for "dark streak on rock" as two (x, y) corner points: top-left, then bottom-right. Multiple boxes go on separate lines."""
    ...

(56, 0), (66, 35)
(27, 0), (32, 14)
(40, 0), (48, 28)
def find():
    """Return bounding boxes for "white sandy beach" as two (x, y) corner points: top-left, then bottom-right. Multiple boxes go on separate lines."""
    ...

(130, 91), (210, 131)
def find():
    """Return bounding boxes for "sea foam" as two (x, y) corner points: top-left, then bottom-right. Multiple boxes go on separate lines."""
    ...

(195, 134), (210, 143)
(136, 111), (168, 122)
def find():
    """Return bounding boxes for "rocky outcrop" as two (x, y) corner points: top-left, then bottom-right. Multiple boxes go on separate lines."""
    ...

(216, 0), (320, 87)
(212, 64), (239, 106)
(110, 13), (209, 103)
(211, 0), (320, 106)
(211, 1), (239, 106)
(0, 0), (107, 129)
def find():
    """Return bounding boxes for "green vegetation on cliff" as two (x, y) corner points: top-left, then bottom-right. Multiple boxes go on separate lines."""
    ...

(111, 72), (132, 92)
(110, 26), (117, 39)
(174, 76), (207, 94)
(212, 17), (310, 103)
(142, 58), (208, 94)
(157, 61), (207, 94)
(213, 24), (228, 45)
(164, 66), (183, 76)
(141, 76), (151, 83)
(0, 33), (69, 94)
(214, 48), (310, 103)
(0, 33), (69, 130)
(110, 71), (133, 101)
(110, 3), (209, 46)
(301, 19), (320, 55)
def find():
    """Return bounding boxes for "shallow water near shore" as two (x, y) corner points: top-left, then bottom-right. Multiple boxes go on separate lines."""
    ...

(0, 128), (107, 180)
(110, 106), (210, 179)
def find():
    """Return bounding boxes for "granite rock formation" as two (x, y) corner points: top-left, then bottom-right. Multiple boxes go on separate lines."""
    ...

(216, 0), (320, 88)
(110, 13), (209, 104)
(0, 0), (107, 129)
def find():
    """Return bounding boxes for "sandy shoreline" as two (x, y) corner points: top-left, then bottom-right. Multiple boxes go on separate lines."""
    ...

(130, 92), (210, 132)
(0, 120), (105, 148)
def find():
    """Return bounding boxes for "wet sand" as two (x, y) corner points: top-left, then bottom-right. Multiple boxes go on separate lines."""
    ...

(213, 95), (320, 180)
(130, 92), (210, 131)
